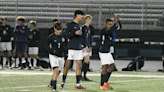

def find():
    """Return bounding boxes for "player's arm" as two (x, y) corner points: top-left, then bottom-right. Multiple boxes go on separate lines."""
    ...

(8, 25), (12, 37)
(13, 25), (20, 35)
(81, 27), (87, 48)
(115, 21), (122, 31)
(21, 26), (28, 36)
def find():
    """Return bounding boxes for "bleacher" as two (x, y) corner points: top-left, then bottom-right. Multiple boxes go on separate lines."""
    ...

(0, 1), (163, 30)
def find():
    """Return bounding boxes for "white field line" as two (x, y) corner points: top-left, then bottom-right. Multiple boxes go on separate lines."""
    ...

(0, 79), (163, 90)
(0, 71), (164, 78)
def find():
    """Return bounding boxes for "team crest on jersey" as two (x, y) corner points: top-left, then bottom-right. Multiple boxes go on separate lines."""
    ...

(74, 27), (76, 29)
(6, 27), (8, 30)
(22, 26), (25, 29)
(33, 32), (36, 35)
(62, 37), (65, 42)
(54, 40), (57, 42)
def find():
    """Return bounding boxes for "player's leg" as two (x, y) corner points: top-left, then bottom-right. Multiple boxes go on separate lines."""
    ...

(60, 59), (71, 88)
(100, 65), (108, 90)
(17, 51), (23, 69)
(81, 55), (92, 81)
(7, 42), (12, 69)
(22, 43), (29, 69)
(103, 54), (115, 89)
(30, 55), (34, 68)
(0, 51), (4, 69)
(51, 67), (59, 91)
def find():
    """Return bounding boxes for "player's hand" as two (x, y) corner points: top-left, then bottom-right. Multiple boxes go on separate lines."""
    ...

(29, 35), (33, 39)
(75, 30), (82, 35)
(89, 47), (92, 52)
(82, 48), (87, 52)
(15, 29), (18, 32)
(114, 15), (119, 23)
(20, 30), (25, 33)
(3, 33), (7, 35)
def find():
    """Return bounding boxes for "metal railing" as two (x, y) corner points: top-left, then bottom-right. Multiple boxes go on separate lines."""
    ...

(0, 0), (164, 30)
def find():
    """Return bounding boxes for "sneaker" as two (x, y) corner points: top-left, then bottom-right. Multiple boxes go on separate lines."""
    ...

(48, 68), (52, 71)
(104, 82), (113, 89)
(60, 83), (65, 89)
(39, 66), (43, 71)
(26, 67), (30, 70)
(9, 66), (12, 69)
(52, 89), (58, 92)
(31, 67), (35, 70)
(99, 85), (108, 90)
(75, 85), (86, 89)
(83, 77), (92, 81)
(0, 66), (3, 69)
(88, 68), (93, 72)
(48, 84), (52, 88)
(18, 66), (23, 70)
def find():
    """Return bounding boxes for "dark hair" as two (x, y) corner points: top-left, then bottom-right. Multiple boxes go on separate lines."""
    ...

(52, 19), (58, 22)
(1, 17), (7, 21)
(106, 19), (112, 23)
(54, 22), (62, 30)
(17, 16), (26, 22)
(74, 10), (84, 17)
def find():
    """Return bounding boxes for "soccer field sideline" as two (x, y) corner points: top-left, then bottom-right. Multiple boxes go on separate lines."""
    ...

(0, 78), (162, 90)
(1, 71), (164, 78)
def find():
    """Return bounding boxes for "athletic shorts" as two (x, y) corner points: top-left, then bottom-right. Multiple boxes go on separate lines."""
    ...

(0, 42), (12, 51)
(99, 52), (114, 65)
(16, 43), (27, 52)
(82, 48), (92, 57)
(67, 49), (83, 60)
(28, 47), (39, 55)
(49, 54), (65, 71)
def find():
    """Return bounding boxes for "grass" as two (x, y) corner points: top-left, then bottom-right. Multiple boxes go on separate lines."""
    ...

(0, 69), (164, 92)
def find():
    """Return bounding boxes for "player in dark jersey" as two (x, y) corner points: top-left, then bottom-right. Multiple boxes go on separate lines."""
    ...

(0, 17), (12, 69)
(46, 22), (67, 92)
(13, 16), (29, 70)
(60, 10), (86, 89)
(48, 19), (58, 36)
(99, 15), (119, 90)
(28, 20), (42, 70)
(81, 14), (93, 81)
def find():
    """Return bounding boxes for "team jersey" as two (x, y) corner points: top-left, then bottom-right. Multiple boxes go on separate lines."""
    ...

(48, 27), (54, 36)
(81, 25), (92, 48)
(66, 21), (82, 50)
(28, 29), (40, 47)
(99, 23), (116, 53)
(0, 24), (12, 42)
(13, 24), (28, 43)
(46, 33), (68, 57)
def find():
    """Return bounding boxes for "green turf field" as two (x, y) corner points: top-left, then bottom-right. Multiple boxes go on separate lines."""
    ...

(0, 69), (164, 92)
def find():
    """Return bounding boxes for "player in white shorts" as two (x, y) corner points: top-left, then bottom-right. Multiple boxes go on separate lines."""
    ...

(0, 17), (12, 69)
(46, 22), (67, 92)
(99, 15), (119, 90)
(28, 20), (42, 70)
(60, 10), (86, 89)
(81, 14), (93, 81)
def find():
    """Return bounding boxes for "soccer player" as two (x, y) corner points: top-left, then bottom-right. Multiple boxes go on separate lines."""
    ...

(60, 10), (86, 89)
(46, 22), (67, 92)
(99, 15), (119, 90)
(14, 16), (29, 69)
(81, 14), (93, 81)
(0, 17), (12, 69)
(28, 20), (42, 69)
(48, 19), (58, 36)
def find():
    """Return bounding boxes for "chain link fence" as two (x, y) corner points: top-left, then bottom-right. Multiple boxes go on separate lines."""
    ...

(0, 0), (164, 30)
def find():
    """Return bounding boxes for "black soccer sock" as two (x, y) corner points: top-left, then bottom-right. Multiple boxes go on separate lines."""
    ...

(50, 79), (53, 86)
(52, 80), (57, 90)
(82, 62), (89, 78)
(9, 56), (12, 67)
(25, 58), (29, 67)
(76, 75), (81, 84)
(105, 72), (112, 82)
(30, 58), (34, 67)
(0, 56), (3, 65)
(36, 59), (40, 66)
(19, 58), (22, 67)
(101, 74), (106, 86)
(62, 75), (67, 83)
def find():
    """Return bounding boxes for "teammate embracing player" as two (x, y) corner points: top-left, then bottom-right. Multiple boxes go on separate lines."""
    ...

(81, 14), (93, 81)
(60, 10), (86, 89)
(99, 15), (119, 90)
